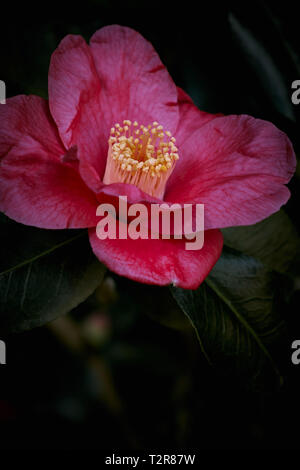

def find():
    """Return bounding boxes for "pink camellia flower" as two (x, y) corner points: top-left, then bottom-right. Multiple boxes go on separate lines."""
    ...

(0, 25), (296, 289)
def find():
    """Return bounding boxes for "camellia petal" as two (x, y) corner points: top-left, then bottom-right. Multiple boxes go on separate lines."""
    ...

(166, 87), (220, 189)
(174, 87), (218, 148)
(48, 34), (105, 183)
(89, 225), (223, 290)
(96, 182), (163, 206)
(0, 96), (98, 228)
(89, 25), (179, 178)
(165, 114), (296, 229)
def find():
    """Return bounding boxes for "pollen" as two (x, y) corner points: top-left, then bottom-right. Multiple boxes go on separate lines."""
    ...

(103, 120), (179, 198)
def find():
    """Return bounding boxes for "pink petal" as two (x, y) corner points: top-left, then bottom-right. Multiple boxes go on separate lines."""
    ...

(89, 226), (223, 290)
(96, 182), (162, 205)
(165, 114), (296, 229)
(48, 34), (105, 184)
(89, 25), (179, 173)
(174, 87), (218, 147)
(0, 96), (98, 228)
(167, 87), (220, 188)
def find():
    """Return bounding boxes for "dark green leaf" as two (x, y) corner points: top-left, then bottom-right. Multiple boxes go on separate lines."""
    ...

(0, 214), (106, 333)
(222, 210), (300, 275)
(229, 12), (295, 121)
(171, 248), (287, 389)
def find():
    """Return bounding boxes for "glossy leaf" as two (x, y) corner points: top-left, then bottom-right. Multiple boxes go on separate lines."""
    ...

(0, 214), (106, 333)
(229, 11), (295, 121)
(171, 247), (286, 388)
(222, 210), (300, 274)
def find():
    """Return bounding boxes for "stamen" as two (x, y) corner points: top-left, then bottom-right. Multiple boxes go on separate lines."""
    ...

(103, 120), (179, 198)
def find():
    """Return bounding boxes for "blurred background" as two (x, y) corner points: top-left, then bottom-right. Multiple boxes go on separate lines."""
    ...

(0, 0), (300, 450)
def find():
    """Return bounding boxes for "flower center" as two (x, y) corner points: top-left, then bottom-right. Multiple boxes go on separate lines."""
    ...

(103, 120), (179, 198)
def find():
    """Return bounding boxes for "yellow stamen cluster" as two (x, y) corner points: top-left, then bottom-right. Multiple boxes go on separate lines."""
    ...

(109, 120), (178, 175)
(103, 120), (179, 198)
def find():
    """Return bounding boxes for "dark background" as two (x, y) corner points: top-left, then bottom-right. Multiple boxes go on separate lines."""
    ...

(0, 0), (300, 450)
